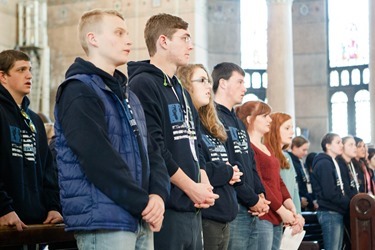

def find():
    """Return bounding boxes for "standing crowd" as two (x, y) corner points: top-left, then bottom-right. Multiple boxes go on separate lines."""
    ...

(0, 8), (374, 250)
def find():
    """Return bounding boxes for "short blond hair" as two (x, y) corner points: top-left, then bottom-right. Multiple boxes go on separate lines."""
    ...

(78, 9), (124, 55)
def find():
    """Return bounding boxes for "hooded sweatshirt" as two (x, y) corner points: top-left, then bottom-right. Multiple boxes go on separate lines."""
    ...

(128, 60), (202, 212)
(311, 153), (350, 215)
(54, 58), (169, 230)
(200, 125), (238, 223)
(0, 84), (60, 224)
(215, 103), (265, 208)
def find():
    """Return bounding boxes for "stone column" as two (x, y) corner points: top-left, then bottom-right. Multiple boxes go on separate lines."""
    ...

(266, 0), (295, 118)
(369, 0), (375, 144)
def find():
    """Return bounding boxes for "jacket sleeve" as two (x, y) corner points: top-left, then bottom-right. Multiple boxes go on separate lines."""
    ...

(56, 81), (149, 217)
(205, 161), (233, 187)
(147, 135), (170, 202)
(129, 75), (180, 176)
(0, 112), (14, 217)
(31, 115), (61, 213)
(229, 152), (260, 207)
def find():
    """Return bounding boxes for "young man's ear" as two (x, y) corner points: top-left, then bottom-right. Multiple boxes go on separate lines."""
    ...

(159, 35), (168, 48)
(0, 71), (7, 84)
(87, 32), (98, 47)
(218, 78), (226, 90)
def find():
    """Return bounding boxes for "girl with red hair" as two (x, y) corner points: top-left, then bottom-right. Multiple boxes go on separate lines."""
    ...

(263, 112), (305, 233)
(236, 101), (298, 250)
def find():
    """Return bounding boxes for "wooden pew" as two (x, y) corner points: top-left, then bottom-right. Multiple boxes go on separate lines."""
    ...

(350, 193), (375, 250)
(300, 211), (323, 249)
(0, 224), (76, 248)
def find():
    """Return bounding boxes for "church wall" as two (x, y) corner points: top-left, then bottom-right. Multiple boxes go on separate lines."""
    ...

(292, 0), (328, 151)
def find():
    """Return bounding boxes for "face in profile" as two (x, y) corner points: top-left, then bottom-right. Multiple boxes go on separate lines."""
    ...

(342, 137), (357, 159)
(93, 14), (132, 67)
(356, 141), (366, 158)
(167, 29), (193, 67)
(225, 71), (246, 106)
(327, 136), (343, 157)
(189, 67), (212, 109)
(279, 119), (294, 146)
(252, 112), (272, 135)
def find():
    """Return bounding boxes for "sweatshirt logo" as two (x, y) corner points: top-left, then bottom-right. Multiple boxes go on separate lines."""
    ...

(228, 126), (248, 154)
(9, 125), (36, 163)
(202, 134), (228, 162)
(10, 126), (21, 143)
(168, 104), (184, 124)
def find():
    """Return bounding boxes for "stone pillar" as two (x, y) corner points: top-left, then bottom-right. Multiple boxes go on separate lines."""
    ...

(266, 0), (295, 118)
(370, 0), (375, 145)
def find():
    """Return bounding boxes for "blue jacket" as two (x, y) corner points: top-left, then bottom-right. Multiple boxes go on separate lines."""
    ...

(54, 58), (169, 232)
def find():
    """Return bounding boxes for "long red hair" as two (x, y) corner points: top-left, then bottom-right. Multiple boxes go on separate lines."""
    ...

(263, 112), (292, 169)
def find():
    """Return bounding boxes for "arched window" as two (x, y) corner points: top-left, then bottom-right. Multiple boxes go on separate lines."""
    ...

(354, 90), (371, 143)
(328, 0), (370, 141)
(331, 92), (348, 137)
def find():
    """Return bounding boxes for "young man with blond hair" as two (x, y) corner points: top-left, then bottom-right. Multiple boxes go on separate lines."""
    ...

(128, 13), (219, 250)
(54, 9), (169, 250)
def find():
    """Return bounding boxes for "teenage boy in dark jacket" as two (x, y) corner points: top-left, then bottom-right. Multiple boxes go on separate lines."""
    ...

(0, 49), (62, 231)
(212, 62), (270, 250)
(54, 9), (169, 249)
(128, 13), (219, 250)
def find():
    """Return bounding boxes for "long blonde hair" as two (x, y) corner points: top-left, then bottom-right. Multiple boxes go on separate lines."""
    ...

(177, 64), (227, 142)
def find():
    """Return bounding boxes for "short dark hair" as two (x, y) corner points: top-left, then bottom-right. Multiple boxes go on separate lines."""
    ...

(0, 50), (30, 75)
(211, 62), (245, 93)
(321, 132), (339, 152)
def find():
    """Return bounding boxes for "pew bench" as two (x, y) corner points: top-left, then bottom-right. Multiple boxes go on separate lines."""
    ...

(0, 224), (76, 249)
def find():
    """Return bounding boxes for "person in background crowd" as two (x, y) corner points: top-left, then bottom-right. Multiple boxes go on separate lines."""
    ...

(336, 135), (360, 250)
(236, 101), (298, 250)
(311, 133), (350, 250)
(288, 136), (317, 211)
(353, 137), (375, 194)
(177, 63), (242, 250)
(212, 62), (269, 250)
(367, 148), (375, 182)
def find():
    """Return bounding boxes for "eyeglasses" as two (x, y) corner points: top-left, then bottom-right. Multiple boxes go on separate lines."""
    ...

(191, 78), (212, 87)
(173, 35), (192, 43)
(20, 109), (36, 133)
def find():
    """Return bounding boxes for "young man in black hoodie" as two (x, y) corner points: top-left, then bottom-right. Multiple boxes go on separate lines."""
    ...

(128, 13), (219, 250)
(0, 50), (62, 231)
(54, 9), (169, 249)
(212, 62), (270, 250)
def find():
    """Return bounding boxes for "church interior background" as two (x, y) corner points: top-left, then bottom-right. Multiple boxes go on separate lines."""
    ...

(0, 0), (374, 152)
